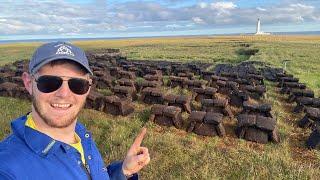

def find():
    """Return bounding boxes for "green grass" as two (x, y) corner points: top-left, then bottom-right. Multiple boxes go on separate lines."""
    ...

(250, 42), (320, 95)
(1, 36), (320, 179)
(0, 43), (40, 65)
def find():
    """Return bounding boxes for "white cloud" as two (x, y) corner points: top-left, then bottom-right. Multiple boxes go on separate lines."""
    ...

(61, 32), (81, 36)
(192, 17), (205, 24)
(115, 25), (128, 31)
(165, 24), (182, 28)
(0, 0), (112, 35)
(140, 25), (153, 28)
(210, 2), (237, 10)
(290, 3), (314, 9)
(257, 7), (267, 11)
(296, 15), (304, 22)
(116, 13), (136, 21)
(1, 0), (320, 36)
(199, 2), (207, 9)
(0, 20), (44, 34)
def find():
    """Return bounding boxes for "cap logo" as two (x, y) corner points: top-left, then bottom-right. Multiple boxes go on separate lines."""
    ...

(55, 44), (75, 56)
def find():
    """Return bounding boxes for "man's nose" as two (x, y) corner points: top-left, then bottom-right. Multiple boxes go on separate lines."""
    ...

(54, 81), (72, 97)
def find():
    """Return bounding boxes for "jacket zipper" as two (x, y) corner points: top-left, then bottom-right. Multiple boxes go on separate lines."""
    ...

(81, 163), (92, 180)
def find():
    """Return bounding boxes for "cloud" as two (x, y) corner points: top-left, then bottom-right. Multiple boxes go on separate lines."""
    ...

(1, 0), (320, 36)
(0, 0), (112, 35)
(185, 1), (320, 25)
(198, 2), (207, 9)
(256, 7), (267, 11)
(165, 24), (183, 28)
(210, 2), (237, 10)
(192, 17), (205, 24)
(112, 2), (178, 22)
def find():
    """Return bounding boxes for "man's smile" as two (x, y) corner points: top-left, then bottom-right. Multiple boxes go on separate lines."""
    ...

(50, 103), (72, 109)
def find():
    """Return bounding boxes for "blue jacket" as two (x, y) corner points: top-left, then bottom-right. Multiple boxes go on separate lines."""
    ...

(0, 115), (138, 180)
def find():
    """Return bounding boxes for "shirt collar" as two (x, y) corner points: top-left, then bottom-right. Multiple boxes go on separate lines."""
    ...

(11, 114), (91, 157)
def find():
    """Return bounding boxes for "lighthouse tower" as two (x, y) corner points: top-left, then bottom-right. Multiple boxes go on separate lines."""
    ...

(255, 18), (270, 35)
(256, 18), (261, 34)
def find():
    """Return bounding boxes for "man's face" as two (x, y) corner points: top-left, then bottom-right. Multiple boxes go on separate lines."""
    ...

(29, 63), (91, 128)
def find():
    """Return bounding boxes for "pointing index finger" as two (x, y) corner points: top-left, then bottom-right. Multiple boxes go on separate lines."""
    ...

(132, 127), (147, 148)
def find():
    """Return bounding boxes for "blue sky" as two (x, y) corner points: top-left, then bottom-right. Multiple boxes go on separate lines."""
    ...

(1, 0), (320, 40)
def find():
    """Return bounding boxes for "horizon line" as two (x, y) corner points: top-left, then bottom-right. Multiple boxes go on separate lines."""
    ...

(1, 30), (320, 44)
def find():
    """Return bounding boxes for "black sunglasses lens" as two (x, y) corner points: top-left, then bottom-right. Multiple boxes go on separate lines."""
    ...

(37, 76), (63, 93)
(68, 78), (90, 95)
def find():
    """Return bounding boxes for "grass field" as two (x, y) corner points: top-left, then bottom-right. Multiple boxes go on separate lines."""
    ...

(1, 35), (320, 179)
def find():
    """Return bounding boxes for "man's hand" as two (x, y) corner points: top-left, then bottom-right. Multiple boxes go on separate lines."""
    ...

(122, 128), (150, 177)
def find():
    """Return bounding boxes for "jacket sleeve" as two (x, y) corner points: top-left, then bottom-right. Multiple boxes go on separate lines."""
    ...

(107, 161), (138, 180)
(0, 169), (15, 180)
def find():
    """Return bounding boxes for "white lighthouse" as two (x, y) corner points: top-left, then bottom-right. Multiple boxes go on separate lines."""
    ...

(256, 18), (261, 34)
(255, 18), (270, 35)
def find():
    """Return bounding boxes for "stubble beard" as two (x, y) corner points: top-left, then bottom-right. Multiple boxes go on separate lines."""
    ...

(32, 95), (85, 128)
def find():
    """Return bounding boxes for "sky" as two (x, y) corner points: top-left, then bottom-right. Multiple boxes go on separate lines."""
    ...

(1, 0), (320, 40)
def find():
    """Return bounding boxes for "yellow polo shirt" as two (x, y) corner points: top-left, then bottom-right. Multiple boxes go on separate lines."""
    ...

(25, 114), (86, 165)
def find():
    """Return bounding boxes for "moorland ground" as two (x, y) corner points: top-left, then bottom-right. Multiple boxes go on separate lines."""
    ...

(1, 35), (320, 179)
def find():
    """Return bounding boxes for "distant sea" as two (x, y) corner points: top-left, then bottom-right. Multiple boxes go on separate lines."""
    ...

(1, 31), (320, 44)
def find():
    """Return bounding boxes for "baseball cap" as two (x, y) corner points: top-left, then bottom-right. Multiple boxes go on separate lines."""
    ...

(29, 41), (93, 75)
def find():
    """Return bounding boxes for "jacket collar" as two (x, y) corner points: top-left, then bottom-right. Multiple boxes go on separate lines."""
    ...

(11, 115), (90, 157)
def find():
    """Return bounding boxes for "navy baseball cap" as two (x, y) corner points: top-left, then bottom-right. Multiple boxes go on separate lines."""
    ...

(29, 41), (93, 75)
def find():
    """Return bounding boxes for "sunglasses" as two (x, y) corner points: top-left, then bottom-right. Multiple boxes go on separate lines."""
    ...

(34, 75), (91, 95)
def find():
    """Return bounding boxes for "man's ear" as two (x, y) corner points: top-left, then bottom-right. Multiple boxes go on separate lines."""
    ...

(22, 72), (33, 95)
(86, 84), (92, 96)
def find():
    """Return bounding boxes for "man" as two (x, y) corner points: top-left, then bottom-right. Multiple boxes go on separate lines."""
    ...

(0, 42), (150, 179)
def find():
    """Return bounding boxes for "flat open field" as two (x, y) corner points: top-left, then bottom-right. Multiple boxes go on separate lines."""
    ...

(1, 35), (320, 179)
